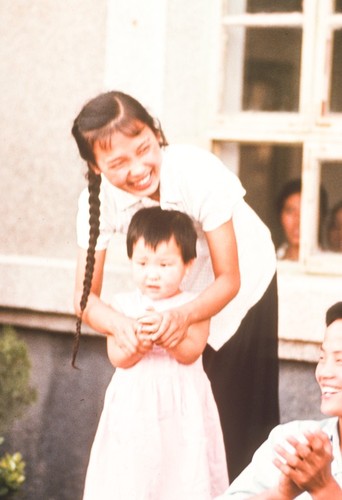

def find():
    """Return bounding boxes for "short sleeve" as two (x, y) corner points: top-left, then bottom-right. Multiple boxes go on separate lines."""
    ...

(164, 146), (246, 232)
(195, 158), (245, 232)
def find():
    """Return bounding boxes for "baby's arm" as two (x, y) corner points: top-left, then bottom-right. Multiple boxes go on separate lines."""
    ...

(138, 309), (210, 364)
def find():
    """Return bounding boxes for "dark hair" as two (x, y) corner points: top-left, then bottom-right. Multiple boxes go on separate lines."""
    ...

(71, 91), (168, 367)
(327, 200), (342, 231)
(326, 302), (342, 327)
(326, 200), (342, 251)
(127, 207), (197, 263)
(276, 178), (328, 244)
(276, 179), (302, 215)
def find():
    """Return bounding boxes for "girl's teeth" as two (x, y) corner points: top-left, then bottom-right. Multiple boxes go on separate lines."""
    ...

(136, 174), (150, 186)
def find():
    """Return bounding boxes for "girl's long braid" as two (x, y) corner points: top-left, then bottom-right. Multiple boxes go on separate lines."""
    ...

(71, 91), (168, 367)
(72, 169), (101, 367)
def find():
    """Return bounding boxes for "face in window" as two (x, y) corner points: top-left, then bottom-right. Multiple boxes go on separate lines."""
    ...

(327, 204), (342, 252)
(280, 192), (301, 261)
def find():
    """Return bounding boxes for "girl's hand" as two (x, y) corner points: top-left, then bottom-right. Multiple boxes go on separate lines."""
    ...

(107, 311), (140, 355)
(151, 308), (189, 349)
(273, 431), (340, 497)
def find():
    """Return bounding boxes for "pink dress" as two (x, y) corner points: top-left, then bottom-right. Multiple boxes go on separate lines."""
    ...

(83, 291), (229, 500)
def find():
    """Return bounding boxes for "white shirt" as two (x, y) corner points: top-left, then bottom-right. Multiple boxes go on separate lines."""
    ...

(217, 418), (342, 499)
(77, 144), (276, 349)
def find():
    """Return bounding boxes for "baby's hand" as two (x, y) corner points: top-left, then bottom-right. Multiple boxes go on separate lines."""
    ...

(138, 309), (163, 337)
(135, 323), (153, 354)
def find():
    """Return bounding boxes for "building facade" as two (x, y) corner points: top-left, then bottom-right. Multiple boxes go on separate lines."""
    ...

(1, 1), (341, 498)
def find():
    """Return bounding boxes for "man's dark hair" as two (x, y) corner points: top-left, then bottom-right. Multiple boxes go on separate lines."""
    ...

(326, 302), (342, 327)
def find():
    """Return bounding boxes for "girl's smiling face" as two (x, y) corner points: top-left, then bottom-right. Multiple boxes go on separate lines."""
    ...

(130, 236), (193, 300)
(92, 124), (162, 200)
(315, 319), (342, 418)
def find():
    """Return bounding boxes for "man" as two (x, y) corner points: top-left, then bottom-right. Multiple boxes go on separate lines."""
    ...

(217, 302), (342, 499)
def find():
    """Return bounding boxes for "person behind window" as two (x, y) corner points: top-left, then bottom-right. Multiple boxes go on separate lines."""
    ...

(276, 179), (328, 261)
(326, 200), (342, 253)
(276, 179), (301, 261)
(216, 301), (342, 500)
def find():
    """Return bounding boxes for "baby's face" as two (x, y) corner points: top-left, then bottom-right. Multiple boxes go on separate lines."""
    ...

(130, 236), (191, 300)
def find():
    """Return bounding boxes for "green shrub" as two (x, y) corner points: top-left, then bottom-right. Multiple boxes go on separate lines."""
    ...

(0, 325), (37, 434)
(0, 325), (37, 496)
(0, 438), (25, 497)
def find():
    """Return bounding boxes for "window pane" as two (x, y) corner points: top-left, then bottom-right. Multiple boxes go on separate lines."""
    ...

(329, 29), (342, 112)
(335, 0), (342, 13)
(224, 0), (302, 14)
(221, 28), (302, 113)
(215, 142), (302, 252)
(321, 162), (342, 252)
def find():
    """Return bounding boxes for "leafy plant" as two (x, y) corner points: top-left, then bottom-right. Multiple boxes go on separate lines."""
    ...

(0, 325), (37, 496)
(0, 325), (37, 435)
(0, 438), (25, 497)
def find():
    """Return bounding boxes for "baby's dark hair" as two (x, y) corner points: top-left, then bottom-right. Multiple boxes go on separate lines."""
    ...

(127, 207), (197, 263)
(326, 302), (342, 326)
(71, 91), (168, 367)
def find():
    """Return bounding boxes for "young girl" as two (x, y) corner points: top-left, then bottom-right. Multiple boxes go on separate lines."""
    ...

(82, 207), (229, 500)
(72, 90), (279, 480)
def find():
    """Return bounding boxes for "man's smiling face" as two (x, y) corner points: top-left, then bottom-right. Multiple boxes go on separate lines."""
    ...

(316, 319), (342, 418)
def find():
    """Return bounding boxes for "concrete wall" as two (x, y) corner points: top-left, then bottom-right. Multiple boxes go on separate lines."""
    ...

(5, 329), (113, 500)
(0, 0), (107, 260)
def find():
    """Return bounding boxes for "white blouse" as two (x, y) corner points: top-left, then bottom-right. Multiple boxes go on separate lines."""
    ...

(77, 144), (276, 349)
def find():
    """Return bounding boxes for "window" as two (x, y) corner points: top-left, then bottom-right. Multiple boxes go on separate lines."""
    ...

(211, 0), (342, 274)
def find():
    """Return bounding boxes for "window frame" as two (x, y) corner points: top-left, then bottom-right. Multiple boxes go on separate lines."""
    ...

(210, 0), (342, 276)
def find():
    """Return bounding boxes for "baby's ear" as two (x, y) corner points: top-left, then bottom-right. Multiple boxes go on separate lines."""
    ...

(185, 259), (195, 275)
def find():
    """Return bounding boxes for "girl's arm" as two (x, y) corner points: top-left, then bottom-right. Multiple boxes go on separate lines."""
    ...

(167, 319), (210, 364)
(107, 331), (153, 368)
(74, 247), (139, 354)
(153, 219), (240, 347)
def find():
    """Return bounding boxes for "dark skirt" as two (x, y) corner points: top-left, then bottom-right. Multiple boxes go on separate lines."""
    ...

(203, 273), (279, 482)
